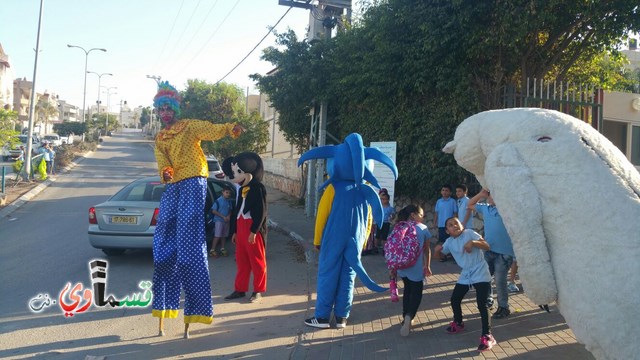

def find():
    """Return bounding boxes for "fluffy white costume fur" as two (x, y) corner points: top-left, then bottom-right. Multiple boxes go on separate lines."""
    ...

(443, 108), (640, 360)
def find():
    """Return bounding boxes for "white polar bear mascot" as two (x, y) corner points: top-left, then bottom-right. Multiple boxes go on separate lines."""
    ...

(443, 108), (640, 360)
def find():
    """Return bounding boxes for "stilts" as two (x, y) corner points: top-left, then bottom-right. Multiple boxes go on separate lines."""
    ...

(158, 318), (164, 336)
(184, 323), (190, 339)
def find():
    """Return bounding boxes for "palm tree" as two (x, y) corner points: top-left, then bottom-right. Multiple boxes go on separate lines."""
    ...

(35, 98), (59, 134)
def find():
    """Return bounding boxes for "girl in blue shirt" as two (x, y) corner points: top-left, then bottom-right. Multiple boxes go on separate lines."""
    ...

(434, 217), (497, 352)
(375, 188), (395, 253)
(396, 204), (433, 337)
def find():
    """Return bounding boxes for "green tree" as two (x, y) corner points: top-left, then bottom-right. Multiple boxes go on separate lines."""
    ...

(253, 0), (640, 201)
(181, 79), (246, 121)
(53, 121), (87, 137)
(88, 113), (119, 133)
(180, 79), (269, 158)
(620, 67), (640, 93)
(251, 31), (334, 154)
(35, 99), (59, 134)
(0, 108), (20, 150)
(205, 111), (270, 160)
(139, 107), (151, 128)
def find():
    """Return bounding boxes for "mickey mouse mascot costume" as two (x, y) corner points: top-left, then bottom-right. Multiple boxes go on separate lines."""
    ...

(222, 152), (268, 303)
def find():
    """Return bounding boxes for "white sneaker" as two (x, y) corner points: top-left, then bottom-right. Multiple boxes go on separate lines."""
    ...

(400, 315), (411, 337)
(507, 282), (519, 293)
(335, 317), (347, 329)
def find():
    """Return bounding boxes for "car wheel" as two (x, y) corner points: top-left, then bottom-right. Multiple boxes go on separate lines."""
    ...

(102, 248), (126, 256)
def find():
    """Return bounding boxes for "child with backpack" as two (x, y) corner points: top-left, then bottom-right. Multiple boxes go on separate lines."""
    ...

(384, 204), (433, 337)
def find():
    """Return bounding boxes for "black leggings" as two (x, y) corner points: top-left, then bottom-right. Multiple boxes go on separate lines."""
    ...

(402, 277), (424, 319)
(450, 282), (491, 335)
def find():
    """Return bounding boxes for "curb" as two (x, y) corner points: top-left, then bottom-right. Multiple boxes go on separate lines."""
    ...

(267, 218), (316, 264)
(0, 152), (91, 219)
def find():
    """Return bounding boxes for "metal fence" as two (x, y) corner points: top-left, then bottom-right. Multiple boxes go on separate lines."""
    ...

(502, 78), (604, 130)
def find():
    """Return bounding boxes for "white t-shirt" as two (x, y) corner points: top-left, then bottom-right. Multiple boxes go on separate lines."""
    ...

(442, 229), (491, 285)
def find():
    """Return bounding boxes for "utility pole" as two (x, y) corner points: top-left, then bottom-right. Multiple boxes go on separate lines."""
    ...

(23, 0), (44, 180)
(281, 0), (350, 216)
(146, 75), (162, 136)
(102, 86), (117, 135)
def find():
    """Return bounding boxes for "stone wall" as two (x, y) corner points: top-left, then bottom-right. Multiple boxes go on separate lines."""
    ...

(263, 158), (304, 198)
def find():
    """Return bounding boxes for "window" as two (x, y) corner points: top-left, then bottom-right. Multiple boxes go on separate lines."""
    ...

(602, 120), (627, 155)
(632, 126), (640, 166)
(111, 180), (164, 201)
(602, 120), (640, 167)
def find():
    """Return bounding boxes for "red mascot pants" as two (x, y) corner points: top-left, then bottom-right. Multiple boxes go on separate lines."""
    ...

(234, 217), (267, 293)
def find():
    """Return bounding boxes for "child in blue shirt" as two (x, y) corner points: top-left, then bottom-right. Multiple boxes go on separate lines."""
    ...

(396, 204), (433, 337)
(433, 184), (458, 261)
(434, 217), (497, 352)
(455, 184), (474, 230)
(375, 188), (395, 253)
(209, 187), (233, 257)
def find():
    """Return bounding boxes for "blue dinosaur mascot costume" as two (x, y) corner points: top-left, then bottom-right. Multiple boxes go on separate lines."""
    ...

(299, 133), (398, 328)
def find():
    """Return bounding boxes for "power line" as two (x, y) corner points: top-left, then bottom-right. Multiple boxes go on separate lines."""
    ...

(153, 0), (186, 71)
(216, 6), (293, 84)
(183, 0), (242, 70)
(161, 0), (203, 72)
(172, 0), (220, 63)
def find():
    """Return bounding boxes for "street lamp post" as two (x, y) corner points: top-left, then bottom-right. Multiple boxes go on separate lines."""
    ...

(66, 44), (106, 125)
(146, 75), (161, 134)
(102, 86), (117, 135)
(87, 71), (112, 118)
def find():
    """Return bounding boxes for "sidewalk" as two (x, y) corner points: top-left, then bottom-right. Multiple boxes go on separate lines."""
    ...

(266, 186), (594, 360)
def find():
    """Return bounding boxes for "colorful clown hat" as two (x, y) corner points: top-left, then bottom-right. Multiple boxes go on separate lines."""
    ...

(153, 81), (181, 116)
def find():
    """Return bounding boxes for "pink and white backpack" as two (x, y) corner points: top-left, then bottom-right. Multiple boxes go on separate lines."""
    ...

(384, 220), (421, 270)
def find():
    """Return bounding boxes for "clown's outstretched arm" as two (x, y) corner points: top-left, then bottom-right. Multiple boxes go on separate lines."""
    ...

(194, 120), (242, 141)
(314, 185), (334, 248)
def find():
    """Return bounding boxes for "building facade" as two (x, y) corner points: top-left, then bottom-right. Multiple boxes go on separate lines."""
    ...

(58, 100), (79, 122)
(13, 77), (32, 124)
(0, 44), (14, 110)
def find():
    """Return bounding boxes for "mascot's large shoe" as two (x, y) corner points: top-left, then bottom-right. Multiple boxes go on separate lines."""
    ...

(443, 108), (640, 360)
(299, 133), (398, 327)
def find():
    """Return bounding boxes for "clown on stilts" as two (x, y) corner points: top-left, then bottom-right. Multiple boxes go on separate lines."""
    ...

(151, 81), (244, 338)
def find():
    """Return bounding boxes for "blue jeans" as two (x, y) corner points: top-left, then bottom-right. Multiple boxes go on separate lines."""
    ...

(485, 251), (513, 309)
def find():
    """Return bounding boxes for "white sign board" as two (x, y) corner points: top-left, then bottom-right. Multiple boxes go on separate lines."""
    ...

(369, 141), (397, 206)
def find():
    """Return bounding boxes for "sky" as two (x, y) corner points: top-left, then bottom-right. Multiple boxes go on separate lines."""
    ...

(1, 0), (324, 111)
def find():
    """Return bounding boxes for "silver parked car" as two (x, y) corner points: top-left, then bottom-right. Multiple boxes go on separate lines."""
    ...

(88, 176), (235, 256)
(206, 155), (225, 179)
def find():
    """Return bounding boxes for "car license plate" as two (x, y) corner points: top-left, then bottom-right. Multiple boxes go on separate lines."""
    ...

(110, 216), (137, 224)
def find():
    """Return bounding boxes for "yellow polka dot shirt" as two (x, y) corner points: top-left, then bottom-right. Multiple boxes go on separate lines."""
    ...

(154, 119), (239, 183)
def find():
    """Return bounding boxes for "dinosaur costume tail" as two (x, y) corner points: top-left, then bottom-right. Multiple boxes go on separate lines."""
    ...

(344, 240), (388, 293)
